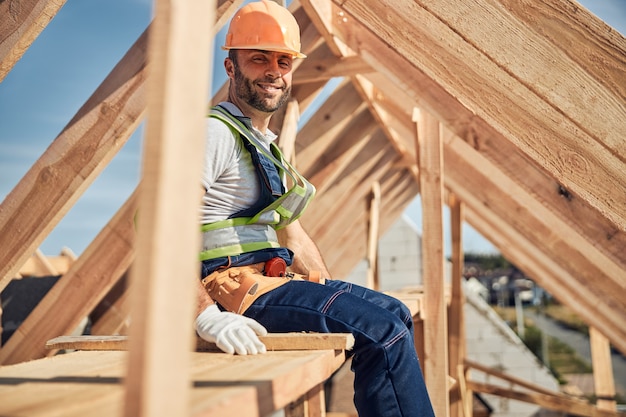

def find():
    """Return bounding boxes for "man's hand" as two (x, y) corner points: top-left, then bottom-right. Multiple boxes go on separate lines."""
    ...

(195, 304), (267, 355)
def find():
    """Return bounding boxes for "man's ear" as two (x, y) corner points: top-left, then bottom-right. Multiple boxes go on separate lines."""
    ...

(224, 57), (235, 80)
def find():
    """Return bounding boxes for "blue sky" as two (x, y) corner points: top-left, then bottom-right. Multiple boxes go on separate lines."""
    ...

(0, 0), (624, 259)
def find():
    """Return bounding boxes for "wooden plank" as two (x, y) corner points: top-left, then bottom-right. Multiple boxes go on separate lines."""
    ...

(188, 350), (346, 415)
(293, 55), (373, 84)
(456, 365), (472, 417)
(277, 99), (301, 165)
(285, 384), (326, 417)
(45, 333), (355, 352)
(0, 192), (138, 365)
(0, 350), (129, 417)
(448, 194), (465, 417)
(16, 249), (76, 278)
(0, 349), (345, 417)
(418, 0), (625, 152)
(415, 108), (449, 417)
(0, 0), (66, 82)
(89, 273), (131, 335)
(486, 0), (626, 140)
(214, 0), (244, 29)
(122, 0), (214, 416)
(465, 358), (564, 398)
(590, 327), (617, 411)
(366, 181), (380, 290)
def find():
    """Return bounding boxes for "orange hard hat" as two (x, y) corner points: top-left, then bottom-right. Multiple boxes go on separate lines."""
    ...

(222, 0), (306, 59)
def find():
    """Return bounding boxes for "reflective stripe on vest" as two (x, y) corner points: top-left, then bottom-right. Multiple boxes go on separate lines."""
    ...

(199, 107), (316, 261)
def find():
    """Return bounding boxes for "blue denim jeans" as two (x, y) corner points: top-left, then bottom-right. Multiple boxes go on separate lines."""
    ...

(243, 279), (435, 417)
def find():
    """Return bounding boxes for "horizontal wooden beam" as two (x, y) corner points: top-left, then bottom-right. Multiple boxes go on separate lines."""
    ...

(46, 333), (356, 352)
(294, 55), (373, 84)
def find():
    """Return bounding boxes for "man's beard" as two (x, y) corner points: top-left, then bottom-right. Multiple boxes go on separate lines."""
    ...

(234, 68), (291, 113)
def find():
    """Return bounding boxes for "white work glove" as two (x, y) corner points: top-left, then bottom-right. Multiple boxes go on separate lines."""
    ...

(195, 304), (267, 355)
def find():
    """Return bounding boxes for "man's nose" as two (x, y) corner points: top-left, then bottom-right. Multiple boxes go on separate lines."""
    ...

(265, 60), (283, 78)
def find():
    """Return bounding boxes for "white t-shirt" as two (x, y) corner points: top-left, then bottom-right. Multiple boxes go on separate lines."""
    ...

(200, 102), (278, 224)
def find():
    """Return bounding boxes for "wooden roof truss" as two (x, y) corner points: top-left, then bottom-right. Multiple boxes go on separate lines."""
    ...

(0, 0), (624, 415)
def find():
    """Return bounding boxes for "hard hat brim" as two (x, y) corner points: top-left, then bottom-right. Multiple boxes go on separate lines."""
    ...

(222, 45), (307, 59)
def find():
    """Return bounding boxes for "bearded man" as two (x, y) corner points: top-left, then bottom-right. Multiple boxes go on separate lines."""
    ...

(194, 2), (434, 416)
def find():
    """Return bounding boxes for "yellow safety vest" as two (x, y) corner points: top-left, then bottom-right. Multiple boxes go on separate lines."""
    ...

(199, 106), (316, 261)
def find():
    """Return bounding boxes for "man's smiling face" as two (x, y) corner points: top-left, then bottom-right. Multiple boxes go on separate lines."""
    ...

(228, 49), (293, 113)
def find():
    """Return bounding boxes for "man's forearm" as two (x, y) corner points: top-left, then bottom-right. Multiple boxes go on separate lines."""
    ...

(278, 220), (331, 277)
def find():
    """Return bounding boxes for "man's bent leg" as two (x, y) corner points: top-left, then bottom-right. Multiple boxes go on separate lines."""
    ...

(324, 279), (415, 335)
(244, 280), (435, 417)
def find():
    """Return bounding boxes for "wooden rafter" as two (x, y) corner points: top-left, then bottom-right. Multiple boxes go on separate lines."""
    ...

(0, 0), (67, 82)
(1, 0), (625, 414)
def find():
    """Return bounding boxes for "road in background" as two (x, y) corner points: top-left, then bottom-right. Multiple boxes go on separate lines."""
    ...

(525, 309), (626, 400)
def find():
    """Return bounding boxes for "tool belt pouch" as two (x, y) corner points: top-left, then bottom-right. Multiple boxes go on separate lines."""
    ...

(201, 266), (289, 314)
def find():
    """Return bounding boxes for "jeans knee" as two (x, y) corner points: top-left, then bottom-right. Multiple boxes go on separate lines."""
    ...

(389, 298), (413, 330)
(364, 311), (412, 353)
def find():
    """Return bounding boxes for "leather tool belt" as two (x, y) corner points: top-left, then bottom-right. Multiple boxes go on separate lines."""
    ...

(201, 258), (324, 314)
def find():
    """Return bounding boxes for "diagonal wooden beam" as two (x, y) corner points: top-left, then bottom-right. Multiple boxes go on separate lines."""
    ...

(321, 167), (418, 278)
(303, 0), (626, 232)
(442, 159), (626, 355)
(0, 191), (138, 365)
(0, 29), (148, 289)
(0, 0), (67, 82)
(358, 69), (626, 291)
(296, 79), (368, 174)
(0, 0), (238, 290)
(352, 74), (419, 181)
(337, 41), (626, 356)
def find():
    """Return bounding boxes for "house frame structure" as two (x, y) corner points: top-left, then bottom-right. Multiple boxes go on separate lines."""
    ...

(1, 0), (625, 416)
